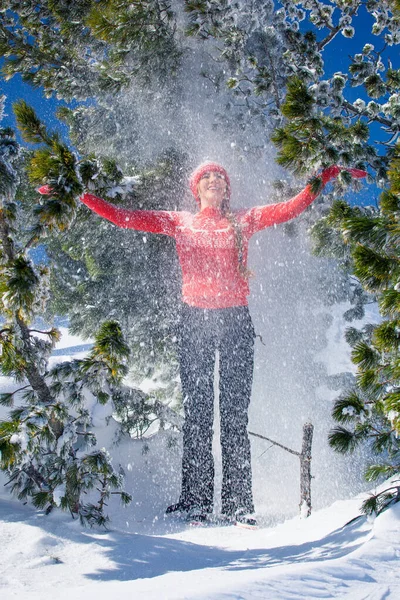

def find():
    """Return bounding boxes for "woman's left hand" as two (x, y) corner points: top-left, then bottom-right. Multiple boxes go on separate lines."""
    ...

(37, 185), (54, 195)
(321, 165), (367, 185)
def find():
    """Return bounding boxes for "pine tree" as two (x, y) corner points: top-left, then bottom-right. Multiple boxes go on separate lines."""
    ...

(0, 99), (134, 525)
(324, 150), (400, 515)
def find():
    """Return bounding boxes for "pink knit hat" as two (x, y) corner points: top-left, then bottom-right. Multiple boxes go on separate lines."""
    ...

(189, 162), (231, 205)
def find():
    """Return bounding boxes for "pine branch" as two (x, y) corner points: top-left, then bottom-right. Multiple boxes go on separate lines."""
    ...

(317, 2), (362, 51)
(328, 425), (365, 453)
(13, 101), (53, 146)
(0, 385), (30, 407)
(361, 486), (400, 515)
(342, 100), (393, 129)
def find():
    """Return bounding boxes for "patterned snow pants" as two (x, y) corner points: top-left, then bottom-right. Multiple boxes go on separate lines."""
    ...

(177, 304), (255, 515)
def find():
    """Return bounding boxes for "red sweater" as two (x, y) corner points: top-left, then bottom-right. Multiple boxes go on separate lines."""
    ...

(80, 184), (322, 309)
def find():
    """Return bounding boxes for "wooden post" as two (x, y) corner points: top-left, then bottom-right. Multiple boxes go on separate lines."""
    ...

(299, 422), (313, 518)
(249, 421), (314, 518)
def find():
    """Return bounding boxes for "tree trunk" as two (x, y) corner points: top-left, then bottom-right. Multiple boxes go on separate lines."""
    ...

(299, 422), (313, 518)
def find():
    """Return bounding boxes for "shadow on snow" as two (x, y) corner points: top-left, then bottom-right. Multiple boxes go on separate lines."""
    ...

(0, 498), (372, 584)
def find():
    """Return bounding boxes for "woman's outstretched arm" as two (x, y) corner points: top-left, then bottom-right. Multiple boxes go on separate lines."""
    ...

(241, 166), (367, 236)
(38, 187), (179, 237)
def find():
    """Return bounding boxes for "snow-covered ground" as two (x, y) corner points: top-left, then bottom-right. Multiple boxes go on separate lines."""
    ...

(1, 488), (399, 600)
(1, 328), (400, 599)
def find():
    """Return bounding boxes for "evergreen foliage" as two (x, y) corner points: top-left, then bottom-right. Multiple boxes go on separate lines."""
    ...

(0, 104), (138, 525)
(0, 1), (181, 99)
(317, 151), (400, 515)
(0, 321), (133, 525)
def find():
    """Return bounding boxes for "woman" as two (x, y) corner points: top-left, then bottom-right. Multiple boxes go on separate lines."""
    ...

(40, 162), (366, 524)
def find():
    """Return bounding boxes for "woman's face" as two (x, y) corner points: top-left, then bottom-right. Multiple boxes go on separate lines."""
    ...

(197, 171), (228, 210)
